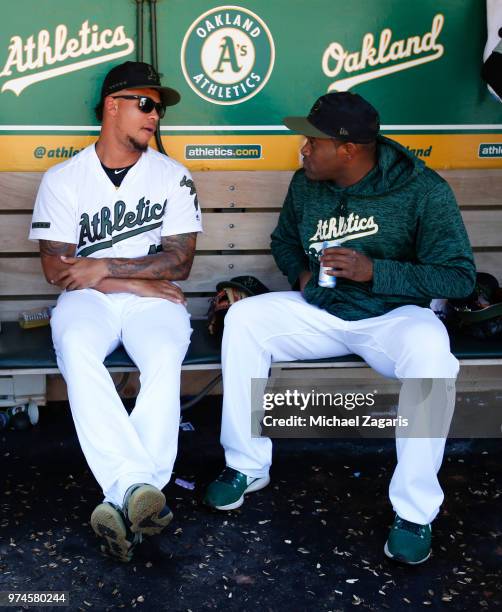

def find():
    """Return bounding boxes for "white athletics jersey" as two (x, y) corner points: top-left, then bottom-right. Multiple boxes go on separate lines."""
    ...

(29, 144), (202, 257)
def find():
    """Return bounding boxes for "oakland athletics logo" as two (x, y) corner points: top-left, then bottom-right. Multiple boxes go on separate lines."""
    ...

(181, 5), (275, 105)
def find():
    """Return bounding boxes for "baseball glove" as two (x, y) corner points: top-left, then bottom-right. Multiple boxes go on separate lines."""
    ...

(446, 272), (502, 339)
(207, 275), (269, 337)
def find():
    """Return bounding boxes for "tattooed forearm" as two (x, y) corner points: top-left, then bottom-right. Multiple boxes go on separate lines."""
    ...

(107, 259), (154, 277)
(39, 240), (76, 257)
(159, 232), (197, 278)
(39, 240), (77, 287)
(106, 232), (197, 281)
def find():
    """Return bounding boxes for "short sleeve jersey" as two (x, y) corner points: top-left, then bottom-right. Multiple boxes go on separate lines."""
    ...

(29, 145), (202, 258)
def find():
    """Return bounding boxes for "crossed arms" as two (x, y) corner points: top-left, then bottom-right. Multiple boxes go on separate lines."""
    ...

(39, 233), (197, 304)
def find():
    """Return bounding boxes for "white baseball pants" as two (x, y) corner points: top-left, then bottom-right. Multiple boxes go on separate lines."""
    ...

(220, 291), (459, 525)
(51, 289), (191, 506)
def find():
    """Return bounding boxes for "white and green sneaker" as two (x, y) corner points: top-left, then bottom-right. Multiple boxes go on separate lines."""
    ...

(204, 466), (270, 510)
(384, 515), (432, 565)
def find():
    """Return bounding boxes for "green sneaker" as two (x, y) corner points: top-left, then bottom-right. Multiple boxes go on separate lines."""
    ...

(90, 502), (140, 563)
(204, 467), (270, 510)
(123, 483), (173, 536)
(384, 515), (432, 565)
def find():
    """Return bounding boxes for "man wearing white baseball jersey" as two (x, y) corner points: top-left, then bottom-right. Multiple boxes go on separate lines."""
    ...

(204, 92), (476, 565)
(30, 61), (202, 562)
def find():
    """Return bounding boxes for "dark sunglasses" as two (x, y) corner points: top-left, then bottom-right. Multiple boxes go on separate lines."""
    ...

(111, 95), (166, 118)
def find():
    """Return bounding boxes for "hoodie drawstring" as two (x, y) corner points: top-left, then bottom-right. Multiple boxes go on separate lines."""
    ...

(339, 196), (347, 218)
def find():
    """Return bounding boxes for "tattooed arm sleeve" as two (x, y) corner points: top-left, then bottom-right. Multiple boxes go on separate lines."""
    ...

(39, 240), (77, 287)
(104, 232), (198, 281)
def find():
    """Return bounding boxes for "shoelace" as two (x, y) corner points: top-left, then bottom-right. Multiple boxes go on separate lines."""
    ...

(395, 517), (427, 538)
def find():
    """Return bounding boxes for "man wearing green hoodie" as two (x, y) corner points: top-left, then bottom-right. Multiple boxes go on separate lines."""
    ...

(204, 92), (476, 564)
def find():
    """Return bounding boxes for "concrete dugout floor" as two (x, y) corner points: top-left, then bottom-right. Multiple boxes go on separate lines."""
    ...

(0, 398), (500, 611)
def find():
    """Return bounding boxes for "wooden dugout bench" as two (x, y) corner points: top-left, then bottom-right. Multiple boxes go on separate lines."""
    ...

(1, 169), (502, 409)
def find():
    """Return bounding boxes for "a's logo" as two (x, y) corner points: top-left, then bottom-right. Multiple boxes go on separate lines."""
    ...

(0, 20), (134, 96)
(147, 64), (158, 82)
(181, 5), (275, 105)
(322, 13), (444, 92)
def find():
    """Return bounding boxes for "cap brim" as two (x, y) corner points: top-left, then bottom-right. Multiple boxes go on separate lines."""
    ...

(283, 116), (331, 138)
(128, 84), (181, 107)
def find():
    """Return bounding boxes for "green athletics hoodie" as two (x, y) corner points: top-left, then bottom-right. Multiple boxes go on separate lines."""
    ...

(270, 135), (476, 321)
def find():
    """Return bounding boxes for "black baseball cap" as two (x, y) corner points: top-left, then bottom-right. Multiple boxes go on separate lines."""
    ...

(283, 92), (380, 143)
(100, 61), (180, 107)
